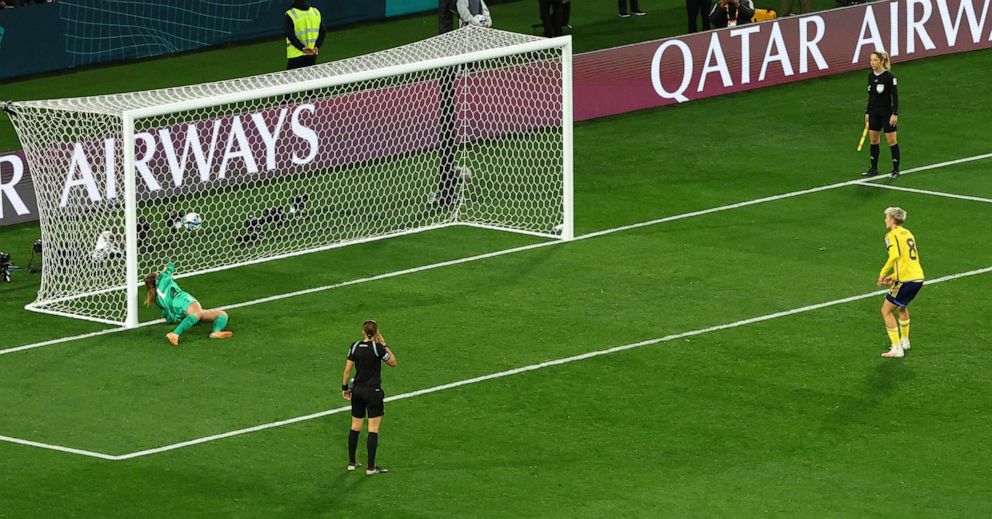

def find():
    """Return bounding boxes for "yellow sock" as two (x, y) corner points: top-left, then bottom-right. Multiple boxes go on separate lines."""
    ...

(898, 319), (910, 340)
(886, 327), (901, 347)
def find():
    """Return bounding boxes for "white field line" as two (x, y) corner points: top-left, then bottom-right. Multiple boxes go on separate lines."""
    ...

(0, 434), (117, 461)
(4, 152), (989, 358)
(2, 264), (990, 460)
(857, 182), (992, 204)
(105, 264), (992, 460)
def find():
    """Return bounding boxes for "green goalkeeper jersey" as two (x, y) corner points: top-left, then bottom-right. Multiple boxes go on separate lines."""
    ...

(156, 263), (197, 323)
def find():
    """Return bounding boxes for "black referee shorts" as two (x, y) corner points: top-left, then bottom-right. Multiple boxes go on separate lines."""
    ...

(350, 385), (385, 419)
(868, 112), (897, 133)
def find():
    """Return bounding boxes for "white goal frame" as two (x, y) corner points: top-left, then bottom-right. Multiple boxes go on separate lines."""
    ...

(16, 32), (573, 328)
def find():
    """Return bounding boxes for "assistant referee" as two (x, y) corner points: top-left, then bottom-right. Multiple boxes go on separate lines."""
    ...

(861, 51), (901, 179)
(342, 320), (397, 475)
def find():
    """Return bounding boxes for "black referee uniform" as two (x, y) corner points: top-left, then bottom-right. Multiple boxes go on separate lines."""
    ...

(865, 69), (900, 176)
(347, 340), (390, 419)
(346, 339), (392, 473)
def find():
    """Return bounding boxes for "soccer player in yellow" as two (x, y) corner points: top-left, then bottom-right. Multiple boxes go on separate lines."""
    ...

(876, 207), (924, 358)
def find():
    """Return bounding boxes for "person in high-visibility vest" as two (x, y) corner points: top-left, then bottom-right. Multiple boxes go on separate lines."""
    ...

(284, 0), (326, 70)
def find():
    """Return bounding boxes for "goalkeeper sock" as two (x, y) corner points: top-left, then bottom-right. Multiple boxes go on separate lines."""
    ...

(898, 319), (910, 340)
(172, 314), (199, 336)
(367, 432), (378, 467)
(348, 429), (360, 464)
(211, 314), (229, 333)
(890, 143), (900, 171)
(870, 144), (880, 169)
(886, 327), (901, 347)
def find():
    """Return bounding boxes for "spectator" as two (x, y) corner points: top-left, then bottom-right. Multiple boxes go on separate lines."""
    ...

(538, 0), (564, 38)
(618, 0), (645, 17)
(686, 0), (711, 32)
(709, 0), (754, 28)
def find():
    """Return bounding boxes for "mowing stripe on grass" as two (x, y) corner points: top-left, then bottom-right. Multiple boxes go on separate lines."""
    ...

(2, 151), (990, 358)
(856, 182), (992, 204)
(3, 264), (988, 460)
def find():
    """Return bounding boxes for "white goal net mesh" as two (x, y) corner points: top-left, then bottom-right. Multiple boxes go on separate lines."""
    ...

(6, 27), (570, 326)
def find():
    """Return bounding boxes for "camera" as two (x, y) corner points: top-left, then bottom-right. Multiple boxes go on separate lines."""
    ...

(0, 252), (11, 283)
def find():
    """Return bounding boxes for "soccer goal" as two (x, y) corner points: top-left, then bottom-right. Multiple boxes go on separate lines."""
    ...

(4, 27), (573, 327)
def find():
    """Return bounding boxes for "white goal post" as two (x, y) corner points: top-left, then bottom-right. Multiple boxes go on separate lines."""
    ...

(5, 28), (573, 328)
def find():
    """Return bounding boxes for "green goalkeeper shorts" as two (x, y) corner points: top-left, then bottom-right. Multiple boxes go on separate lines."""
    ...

(168, 292), (198, 323)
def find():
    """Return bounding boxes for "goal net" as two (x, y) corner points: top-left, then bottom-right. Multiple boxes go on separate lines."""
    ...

(5, 27), (573, 327)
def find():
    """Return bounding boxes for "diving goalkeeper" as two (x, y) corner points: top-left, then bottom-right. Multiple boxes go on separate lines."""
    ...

(144, 263), (233, 346)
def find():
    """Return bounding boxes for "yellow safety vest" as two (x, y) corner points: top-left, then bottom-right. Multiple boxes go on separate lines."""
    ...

(286, 7), (322, 59)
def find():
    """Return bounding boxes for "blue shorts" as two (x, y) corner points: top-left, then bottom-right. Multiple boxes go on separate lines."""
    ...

(886, 281), (923, 307)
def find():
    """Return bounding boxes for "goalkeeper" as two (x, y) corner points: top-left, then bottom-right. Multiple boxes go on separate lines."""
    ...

(143, 263), (233, 347)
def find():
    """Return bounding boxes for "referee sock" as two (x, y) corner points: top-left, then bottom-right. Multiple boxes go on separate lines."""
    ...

(172, 314), (199, 336)
(348, 429), (360, 464)
(890, 144), (901, 171)
(870, 144), (880, 170)
(886, 327), (901, 347)
(367, 432), (378, 467)
(898, 319), (910, 340)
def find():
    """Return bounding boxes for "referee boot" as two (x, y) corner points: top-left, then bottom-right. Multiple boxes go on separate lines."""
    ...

(366, 466), (389, 476)
(889, 169), (900, 179)
(347, 462), (362, 472)
(861, 167), (878, 177)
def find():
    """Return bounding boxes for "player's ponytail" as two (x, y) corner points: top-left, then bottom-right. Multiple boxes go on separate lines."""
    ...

(143, 272), (158, 307)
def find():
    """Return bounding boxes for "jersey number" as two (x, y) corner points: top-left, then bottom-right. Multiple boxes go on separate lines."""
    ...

(906, 238), (918, 260)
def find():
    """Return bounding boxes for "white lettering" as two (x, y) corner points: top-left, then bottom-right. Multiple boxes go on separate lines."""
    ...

(650, 40), (693, 103)
(219, 116), (260, 178)
(730, 25), (762, 85)
(291, 104), (319, 164)
(60, 143), (101, 207)
(799, 16), (828, 73)
(890, 0), (900, 56)
(0, 154), (29, 218)
(907, 0), (937, 53)
(104, 138), (117, 200)
(159, 121), (222, 187)
(698, 33), (733, 91)
(853, 6), (885, 63)
(134, 132), (162, 192)
(251, 109), (288, 171)
(759, 22), (794, 81)
(936, 0), (990, 46)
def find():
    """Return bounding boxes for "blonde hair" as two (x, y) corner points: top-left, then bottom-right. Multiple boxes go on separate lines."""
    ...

(871, 51), (892, 71)
(143, 272), (158, 307)
(884, 207), (907, 224)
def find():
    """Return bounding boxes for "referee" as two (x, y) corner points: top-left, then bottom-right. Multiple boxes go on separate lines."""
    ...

(861, 51), (901, 179)
(342, 320), (397, 475)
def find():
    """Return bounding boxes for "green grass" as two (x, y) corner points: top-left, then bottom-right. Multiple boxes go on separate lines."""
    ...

(1, 5), (992, 518)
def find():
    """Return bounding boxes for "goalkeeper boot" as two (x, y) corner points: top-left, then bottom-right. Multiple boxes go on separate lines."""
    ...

(881, 344), (904, 358)
(166, 333), (180, 347)
(900, 338), (911, 351)
(861, 167), (878, 177)
(209, 331), (233, 340)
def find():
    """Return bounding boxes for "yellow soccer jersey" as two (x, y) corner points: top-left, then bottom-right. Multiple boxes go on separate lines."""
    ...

(879, 226), (925, 282)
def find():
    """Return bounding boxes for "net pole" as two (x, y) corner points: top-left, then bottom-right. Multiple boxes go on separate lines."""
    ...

(123, 113), (139, 328)
(561, 36), (574, 241)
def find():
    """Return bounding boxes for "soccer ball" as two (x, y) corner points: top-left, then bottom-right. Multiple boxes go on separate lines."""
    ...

(474, 14), (491, 27)
(183, 212), (202, 231)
